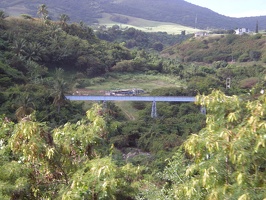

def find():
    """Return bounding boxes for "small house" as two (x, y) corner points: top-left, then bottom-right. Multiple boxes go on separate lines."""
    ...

(235, 28), (250, 35)
(194, 32), (208, 37)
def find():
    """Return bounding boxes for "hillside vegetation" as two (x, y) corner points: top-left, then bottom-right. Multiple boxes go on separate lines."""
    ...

(162, 33), (266, 63)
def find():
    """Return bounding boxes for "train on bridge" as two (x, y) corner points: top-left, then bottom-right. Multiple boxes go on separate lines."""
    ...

(105, 89), (145, 96)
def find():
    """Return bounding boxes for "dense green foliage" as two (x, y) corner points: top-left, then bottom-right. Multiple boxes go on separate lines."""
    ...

(0, 105), (142, 199)
(0, 16), (132, 123)
(163, 34), (266, 63)
(95, 26), (192, 50)
(1, 91), (265, 199)
(141, 91), (266, 200)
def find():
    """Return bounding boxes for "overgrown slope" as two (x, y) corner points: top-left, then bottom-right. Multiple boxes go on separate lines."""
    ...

(162, 33), (266, 63)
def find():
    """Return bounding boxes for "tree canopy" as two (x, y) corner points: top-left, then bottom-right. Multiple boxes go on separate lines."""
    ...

(147, 90), (266, 199)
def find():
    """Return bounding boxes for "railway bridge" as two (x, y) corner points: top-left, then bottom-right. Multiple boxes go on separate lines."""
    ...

(65, 95), (205, 118)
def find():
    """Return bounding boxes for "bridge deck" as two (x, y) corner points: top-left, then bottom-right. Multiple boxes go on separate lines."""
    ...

(66, 95), (196, 102)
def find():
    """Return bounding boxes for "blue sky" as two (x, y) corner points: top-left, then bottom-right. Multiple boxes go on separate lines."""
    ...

(185, 0), (266, 17)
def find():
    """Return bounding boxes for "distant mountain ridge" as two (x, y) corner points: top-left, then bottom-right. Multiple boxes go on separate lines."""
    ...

(1, 0), (266, 30)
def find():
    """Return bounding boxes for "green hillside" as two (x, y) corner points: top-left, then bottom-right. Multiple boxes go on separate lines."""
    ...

(162, 33), (266, 63)
(1, 0), (266, 30)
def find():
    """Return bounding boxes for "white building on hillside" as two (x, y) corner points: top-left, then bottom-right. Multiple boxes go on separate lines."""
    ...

(194, 31), (208, 37)
(235, 28), (250, 35)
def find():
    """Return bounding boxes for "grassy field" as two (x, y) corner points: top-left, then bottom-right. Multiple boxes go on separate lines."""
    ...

(97, 13), (203, 34)
(86, 73), (183, 93)
(114, 101), (139, 120)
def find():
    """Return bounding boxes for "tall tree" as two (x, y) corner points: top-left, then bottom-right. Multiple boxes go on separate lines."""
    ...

(0, 10), (7, 28)
(14, 94), (35, 121)
(37, 4), (48, 20)
(26, 60), (48, 83)
(51, 68), (68, 114)
(1, 104), (142, 199)
(24, 42), (44, 61)
(11, 39), (26, 56)
(0, 10), (8, 19)
(159, 90), (266, 199)
(59, 14), (70, 28)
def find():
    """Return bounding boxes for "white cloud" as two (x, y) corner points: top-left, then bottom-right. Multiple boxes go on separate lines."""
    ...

(229, 10), (266, 18)
(185, 0), (266, 18)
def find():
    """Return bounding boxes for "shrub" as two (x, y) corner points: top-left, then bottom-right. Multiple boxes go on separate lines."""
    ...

(110, 15), (129, 24)
(213, 61), (228, 69)
(225, 34), (238, 44)
(238, 53), (250, 62)
(239, 77), (259, 89)
(20, 14), (33, 20)
(110, 135), (129, 148)
(131, 101), (147, 110)
(152, 42), (164, 51)
(249, 50), (261, 61)
(252, 33), (262, 39)
(75, 79), (92, 88)
(111, 60), (135, 72)
(262, 53), (266, 63)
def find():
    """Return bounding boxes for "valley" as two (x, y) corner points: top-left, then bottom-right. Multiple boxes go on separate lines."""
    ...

(0, 4), (265, 199)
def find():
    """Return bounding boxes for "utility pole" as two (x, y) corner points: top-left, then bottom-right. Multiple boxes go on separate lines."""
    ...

(226, 78), (231, 89)
(255, 20), (259, 33)
(195, 14), (198, 29)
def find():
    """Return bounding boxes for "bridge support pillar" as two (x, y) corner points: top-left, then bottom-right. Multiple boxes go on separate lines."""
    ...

(151, 100), (157, 118)
(103, 100), (107, 108)
(200, 106), (206, 115)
